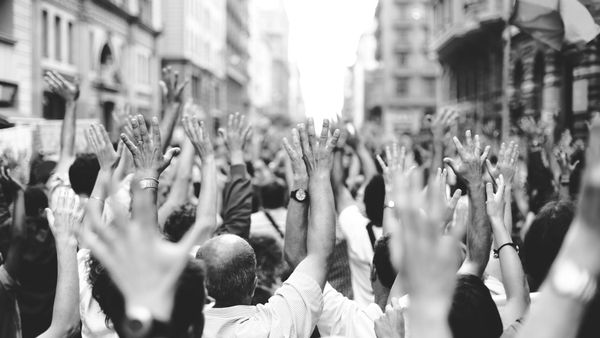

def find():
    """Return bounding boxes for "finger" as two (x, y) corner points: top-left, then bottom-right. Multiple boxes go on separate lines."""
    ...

(376, 154), (388, 172)
(497, 174), (505, 197)
(474, 134), (481, 155)
(392, 143), (399, 168)
(298, 123), (311, 159)
(326, 129), (341, 152)
(99, 124), (112, 147)
(282, 137), (297, 161)
(486, 182), (494, 200)
(399, 146), (407, 170)
(452, 136), (465, 156)
(291, 128), (302, 153)
(137, 115), (150, 148)
(242, 126), (252, 149)
(319, 119), (330, 147)
(46, 208), (55, 231)
(307, 118), (317, 154)
(228, 113), (234, 132)
(239, 114), (247, 130)
(217, 128), (227, 142)
(443, 157), (458, 175)
(130, 116), (142, 145)
(385, 146), (392, 168)
(480, 145), (491, 162)
(449, 189), (462, 209)
(163, 147), (181, 167)
(151, 117), (162, 150)
(465, 130), (473, 150)
(121, 133), (140, 158)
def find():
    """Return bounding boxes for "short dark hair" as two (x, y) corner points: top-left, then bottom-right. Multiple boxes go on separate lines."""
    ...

(196, 239), (257, 307)
(68, 153), (100, 196)
(258, 182), (286, 209)
(28, 157), (56, 185)
(163, 203), (196, 242)
(88, 256), (206, 337)
(449, 274), (503, 338)
(363, 175), (385, 227)
(372, 234), (395, 289)
(522, 200), (574, 291)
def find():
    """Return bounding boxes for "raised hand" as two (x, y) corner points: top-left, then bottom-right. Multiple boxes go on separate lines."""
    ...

(486, 141), (519, 186)
(374, 299), (406, 338)
(159, 66), (188, 105)
(282, 128), (308, 184)
(44, 71), (80, 102)
(121, 115), (180, 178)
(376, 143), (414, 192)
(554, 147), (579, 179)
(112, 104), (135, 140)
(430, 108), (458, 140)
(46, 189), (82, 245)
(218, 112), (251, 165)
(431, 168), (462, 227)
(391, 169), (463, 338)
(486, 174), (505, 221)
(182, 115), (214, 161)
(85, 124), (122, 172)
(444, 130), (490, 186)
(297, 118), (341, 177)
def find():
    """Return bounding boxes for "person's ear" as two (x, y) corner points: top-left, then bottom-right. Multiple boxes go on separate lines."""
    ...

(249, 277), (258, 299)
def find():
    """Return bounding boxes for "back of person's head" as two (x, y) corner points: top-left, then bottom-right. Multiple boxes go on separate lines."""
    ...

(163, 203), (196, 242)
(68, 153), (100, 196)
(363, 175), (385, 227)
(258, 182), (286, 210)
(88, 256), (206, 337)
(449, 274), (502, 338)
(372, 234), (395, 289)
(28, 156), (56, 185)
(523, 200), (574, 291)
(196, 235), (257, 307)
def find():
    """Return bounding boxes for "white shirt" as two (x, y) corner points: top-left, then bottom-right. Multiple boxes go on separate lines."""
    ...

(339, 205), (382, 307)
(203, 270), (323, 338)
(78, 249), (119, 338)
(317, 283), (383, 338)
(250, 208), (287, 240)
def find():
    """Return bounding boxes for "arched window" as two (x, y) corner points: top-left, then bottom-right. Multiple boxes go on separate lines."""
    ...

(533, 51), (545, 114)
(100, 43), (113, 66)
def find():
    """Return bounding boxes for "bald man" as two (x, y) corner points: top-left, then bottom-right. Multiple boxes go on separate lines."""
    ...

(199, 119), (339, 338)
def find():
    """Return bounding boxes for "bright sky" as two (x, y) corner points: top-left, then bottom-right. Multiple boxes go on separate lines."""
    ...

(284, 0), (379, 121)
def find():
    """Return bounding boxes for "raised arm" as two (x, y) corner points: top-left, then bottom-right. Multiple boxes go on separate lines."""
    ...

(44, 71), (79, 174)
(486, 175), (529, 328)
(282, 128), (309, 268)
(38, 191), (81, 338)
(182, 115), (217, 245)
(216, 113), (252, 238)
(294, 119), (340, 290)
(121, 115), (180, 226)
(85, 124), (122, 215)
(445, 130), (492, 278)
(429, 108), (457, 175)
(516, 116), (600, 338)
(158, 67), (188, 152)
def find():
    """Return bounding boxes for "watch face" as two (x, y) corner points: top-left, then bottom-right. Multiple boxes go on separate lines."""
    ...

(295, 189), (306, 201)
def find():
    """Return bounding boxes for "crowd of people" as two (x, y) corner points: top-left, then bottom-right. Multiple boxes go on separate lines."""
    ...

(0, 68), (600, 338)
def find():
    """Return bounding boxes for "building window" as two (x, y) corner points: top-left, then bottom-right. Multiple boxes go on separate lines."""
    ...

(424, 77), (436, 96)
(395, 77), (409, 97)
(68, 22), (74, 64)
(397, 28), (409, 45)
(54, 16), (61, 61)
(396, 52), (409, 67)
(42, 10), (49, 57)
(0, 0), (14, 39)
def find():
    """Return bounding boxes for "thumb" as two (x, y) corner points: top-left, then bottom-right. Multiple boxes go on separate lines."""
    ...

(45, 208), (55, 228)
(163, 147), (181, 165)
(443, 157), (458, 175)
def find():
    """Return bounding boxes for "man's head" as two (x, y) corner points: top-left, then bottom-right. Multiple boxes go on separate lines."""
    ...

(196, 234), (257, 307)
(523, 200), (574, 291)
(363, 175), (385, 227)
(370, 234), (395, 307)
(88, 256), (206, 337)
(69, 153), (100, 197)
(163, 203), (196, 242)
(449, 274), (503, 338)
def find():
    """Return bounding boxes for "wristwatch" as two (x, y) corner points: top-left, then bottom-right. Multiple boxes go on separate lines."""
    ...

(139, 178), (159, 190)
(123, 306), (170, 338)
(550, 260), (597, 303)
(290, 188), (308, 203)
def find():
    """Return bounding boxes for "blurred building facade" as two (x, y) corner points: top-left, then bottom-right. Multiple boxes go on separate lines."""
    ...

(375, 0), (437, 134)
(433, 0), (600, 139)
(1, 0), (162, 124)
(160, 0), (226, 118)
(225, 0), (250, 115)
(248, 0), (290, 118)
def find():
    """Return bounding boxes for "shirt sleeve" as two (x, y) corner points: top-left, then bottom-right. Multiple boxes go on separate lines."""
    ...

(251, 270), (323, 338)
(338, 205), (373, 263)
(216, 164), (252, 239)
(317, 282), (367, 336)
